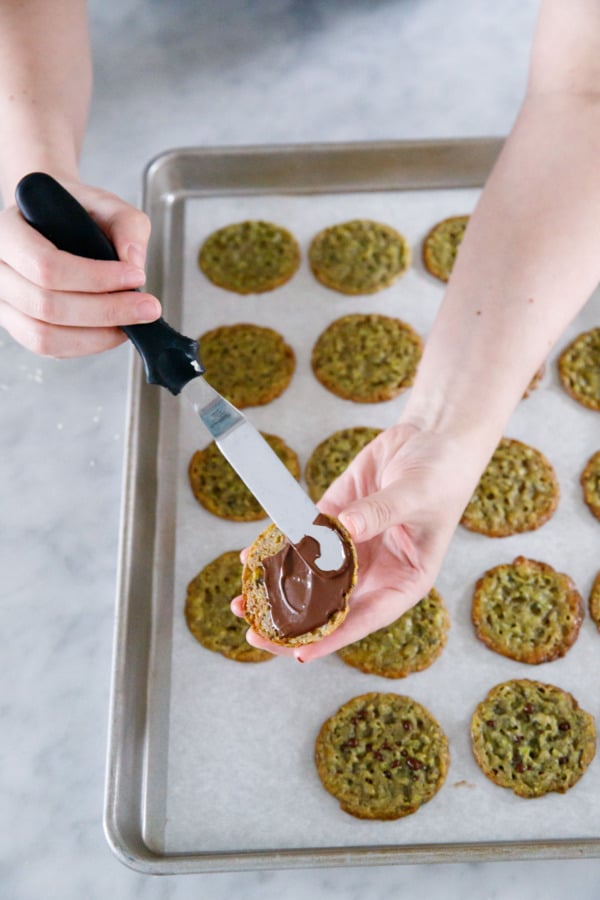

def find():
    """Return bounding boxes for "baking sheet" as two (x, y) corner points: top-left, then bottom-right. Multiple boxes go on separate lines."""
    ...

(106, 142), (600, 872)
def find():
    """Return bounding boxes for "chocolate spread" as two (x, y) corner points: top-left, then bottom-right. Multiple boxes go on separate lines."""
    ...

(261, 515), (354, 638)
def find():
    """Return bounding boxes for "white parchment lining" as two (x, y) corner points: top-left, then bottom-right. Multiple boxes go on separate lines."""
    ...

(145, 188), (600, 856)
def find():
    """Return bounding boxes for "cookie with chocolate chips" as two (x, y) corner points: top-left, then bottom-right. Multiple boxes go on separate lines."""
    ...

(198, 220), (300, 294)
(470, 679), (596, 798)
(314, 692), (449, 819)
(309, 219), (411, 295)
(185, 551), (272, 663)
(471, 556), (583, 664)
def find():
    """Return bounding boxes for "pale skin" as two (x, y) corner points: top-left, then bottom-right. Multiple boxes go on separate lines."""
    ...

(1, 1), (599, 659)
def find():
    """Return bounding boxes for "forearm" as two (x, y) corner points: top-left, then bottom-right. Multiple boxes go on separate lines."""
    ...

(402, 0), (600, 465)
(403, 92), (600, 461)
(0, 0), (91, 204)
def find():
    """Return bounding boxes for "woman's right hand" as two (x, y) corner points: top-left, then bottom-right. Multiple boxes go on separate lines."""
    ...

(0, 179), (162, 357)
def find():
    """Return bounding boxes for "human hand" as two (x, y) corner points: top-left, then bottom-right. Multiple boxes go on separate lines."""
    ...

(0, 178), (161, 357)
(233, 422), (488, 661)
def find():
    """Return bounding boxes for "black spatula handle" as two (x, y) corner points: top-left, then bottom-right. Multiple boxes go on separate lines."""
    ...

(15, 172), (203, 395)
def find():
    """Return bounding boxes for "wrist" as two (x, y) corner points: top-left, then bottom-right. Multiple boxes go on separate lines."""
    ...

(0, 128), (80, 206)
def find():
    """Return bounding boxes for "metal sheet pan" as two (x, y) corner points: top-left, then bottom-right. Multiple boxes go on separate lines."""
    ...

(104, 139), (600, 874)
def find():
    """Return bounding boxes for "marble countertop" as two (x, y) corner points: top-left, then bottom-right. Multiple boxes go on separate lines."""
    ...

(3, 1), (600, 897)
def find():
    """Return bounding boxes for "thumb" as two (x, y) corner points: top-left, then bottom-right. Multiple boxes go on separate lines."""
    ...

(339, 483), (407, 544)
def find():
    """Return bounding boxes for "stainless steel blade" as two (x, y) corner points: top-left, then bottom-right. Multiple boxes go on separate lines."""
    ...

(181, 375), (345, 571)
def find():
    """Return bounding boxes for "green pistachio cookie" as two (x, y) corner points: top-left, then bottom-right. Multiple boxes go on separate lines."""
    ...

(471, 556), (583, 664)
(198, 220), (300, 294)
(422, 214), (469, 282)
(185, 551), (272, 662)
(470, 679), (596, 798)
(314, 692), (449, 820)
(460, 437), (559, 537)
(581, 449), (600, 521)
(558, 327), (600, 411)
(189, 432), (300, 521)
(308, 219), (411, 295)
(305, 426), (383, 502)
(199, 323), (295, 408)
(589, 571), (600, 631)
(311, 314), (422, 403)
(337, 589), (450, 678)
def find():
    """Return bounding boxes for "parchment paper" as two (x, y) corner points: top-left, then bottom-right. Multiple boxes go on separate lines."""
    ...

(147, 188), (600, 855)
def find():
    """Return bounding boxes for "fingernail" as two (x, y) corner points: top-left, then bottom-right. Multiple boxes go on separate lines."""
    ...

(341, 511), (365, 537)
(122, 266), (146, 288)
(136, 299), (160, 322)
(127, 242), (146, 269)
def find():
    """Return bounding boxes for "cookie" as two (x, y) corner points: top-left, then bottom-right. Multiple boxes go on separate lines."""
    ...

(311, 314), (422, 403)
(198, 220), (300, 294)
(199, 323), (295, 408)
(471, 556), (583, 664)
(557, 327), (600, 411)
(189, 432), (300, 521)
(589, 571), (600, 631)
(581, 449), (600, 521)
(314, 692), (449, 820)
(422, 214), (469, 282)
(305, 426), (382, 502)
(523, 362), (545, 399)
(242, 514), (357, 647)
(309, 219), (411, 295)
(460, 437), (559, 537)
(184, 551), (272, 662)
(470, 679), (596, 798)
(337, 589), (450, 678)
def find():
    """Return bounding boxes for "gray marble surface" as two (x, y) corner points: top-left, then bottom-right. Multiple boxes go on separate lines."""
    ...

(2, 1), (600, 897)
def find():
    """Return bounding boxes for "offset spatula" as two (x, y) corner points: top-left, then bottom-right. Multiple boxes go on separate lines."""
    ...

(16, 172), (344, 571)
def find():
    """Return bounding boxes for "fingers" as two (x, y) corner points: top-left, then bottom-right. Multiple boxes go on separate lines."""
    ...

(338, 483), (409, 545)
(0, 206), (147, 294)
(0, 298), (129, 357)
(294, 584), (424, 663)
(0, 260), (160, 327)
(0, 184), (161, 358)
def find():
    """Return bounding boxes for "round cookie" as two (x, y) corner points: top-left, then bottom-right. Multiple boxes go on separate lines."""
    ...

(581, 449), (600, 521)
(189, 432), (300, 521)
(305, 426), (383, 502)
(199, 323), (295, 408)
(589, 571), (600, 631)
(470, 679), (596, 798)
(422, 214), (469, 282)
(337, 589), (450, 678)
(242, 515), (357, 647)
(471, 556), (583, 664)
(557, 327), (600, 411)
(311, 314), (422, 403)
(309, 219), (411, 295)
(185, 551), (272, 663)
(460, 437), (559, 537)
(198, 220), (300, 294)
(314, 692), (449, 820)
